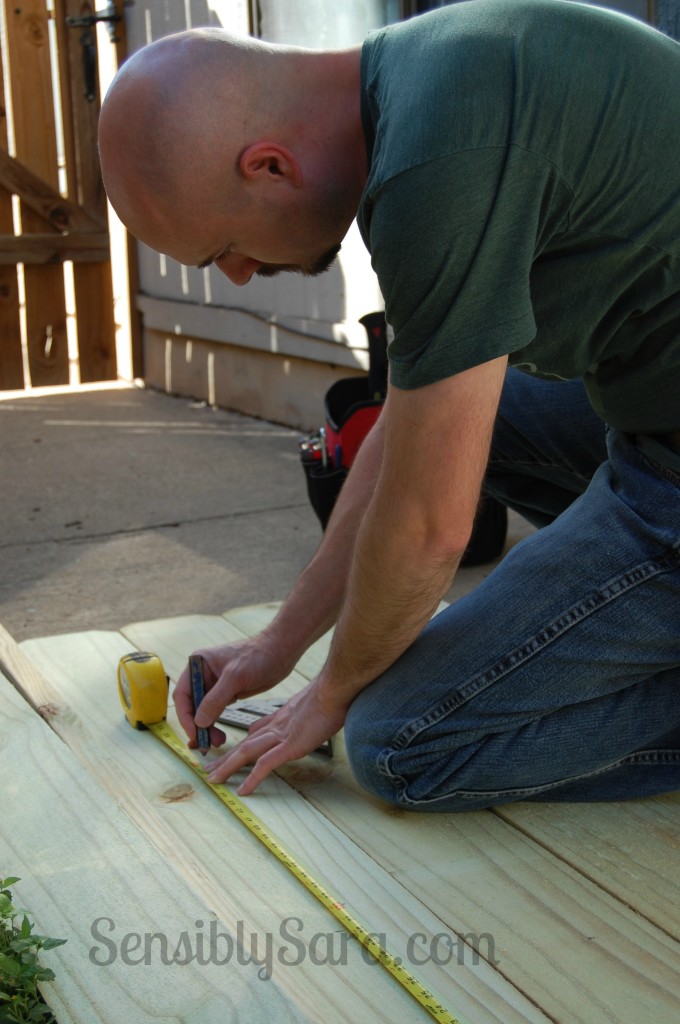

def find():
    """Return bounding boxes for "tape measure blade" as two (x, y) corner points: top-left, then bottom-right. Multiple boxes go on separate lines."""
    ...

(147, 720), (465, 1024)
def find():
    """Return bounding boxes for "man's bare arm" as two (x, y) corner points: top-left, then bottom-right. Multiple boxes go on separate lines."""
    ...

(261, 409), (388, 668)
(320, 355), (508, 702)
(174, 410), (386, 741)
(205, 355), (508, 790)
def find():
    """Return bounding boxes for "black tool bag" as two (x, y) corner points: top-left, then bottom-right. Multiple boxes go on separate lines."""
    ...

(299, 312), (507, 566)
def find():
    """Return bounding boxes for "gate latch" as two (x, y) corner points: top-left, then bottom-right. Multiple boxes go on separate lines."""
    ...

(65, 2), (124, 102)
(66, 1), (122, 40)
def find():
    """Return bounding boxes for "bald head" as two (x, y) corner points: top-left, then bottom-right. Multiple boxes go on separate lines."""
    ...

(100, 32), (287, 238)
(98, 29), (367, 277)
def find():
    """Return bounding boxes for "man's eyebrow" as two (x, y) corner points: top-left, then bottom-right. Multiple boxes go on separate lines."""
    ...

(197, 257), (213, 269)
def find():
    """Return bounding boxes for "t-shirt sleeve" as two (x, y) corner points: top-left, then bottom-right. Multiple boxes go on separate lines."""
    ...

(366, 145), (573, 388)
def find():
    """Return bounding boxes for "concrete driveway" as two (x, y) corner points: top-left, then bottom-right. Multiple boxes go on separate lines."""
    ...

(0, 383), (531, 642)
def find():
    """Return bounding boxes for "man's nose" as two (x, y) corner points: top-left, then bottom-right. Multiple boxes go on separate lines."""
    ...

(214, 254), (263, 286)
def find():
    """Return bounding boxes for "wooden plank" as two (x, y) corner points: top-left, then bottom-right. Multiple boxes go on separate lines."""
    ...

(0, 51), (22, 388)
(93, 0), (141, 380)
(56, 0), (117, 382)
(246, 603), (680, 943)
(217, 604), (680, 1024)
(124, 222), (144, 378)
(0, 669), (306, 1024)
(494, 796), (680, 939)
(5, 0), (68, 386)
(107, 0), (144, 379)
(9, 626), (498, 1024)
(14, 610), (680, 1021)
(72, 258), (117, 380)
(0, 621), (65, 711)
(0, 233), (109, 262)
(0, 148), (104, 232)
(52, 0), (78, 212)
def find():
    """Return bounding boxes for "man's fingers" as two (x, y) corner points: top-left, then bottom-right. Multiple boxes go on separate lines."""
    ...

(244, 710), (278, 736)
(209, 723), (227, 748)
(199, 681), (342, 796)
(173, 676), (197, 741)
(207, 736), (292, 796)
(236, 746), (290, 796)
(206, 729), (276, 784)
(194, 683), (232, 728)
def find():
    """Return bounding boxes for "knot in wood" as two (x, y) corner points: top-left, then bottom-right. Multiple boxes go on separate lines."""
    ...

(51, 206), (69, 230)
(161, 783), (195, 803)
(38, 703), (62, 719)
(24, 13), (45, 46)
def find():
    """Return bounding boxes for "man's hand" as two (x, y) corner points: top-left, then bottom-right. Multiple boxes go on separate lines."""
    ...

(173, 634), (293, 751)
(204, 679), (348, 795)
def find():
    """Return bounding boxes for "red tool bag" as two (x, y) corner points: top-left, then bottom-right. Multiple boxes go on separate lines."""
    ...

(299, 312), (507, 566)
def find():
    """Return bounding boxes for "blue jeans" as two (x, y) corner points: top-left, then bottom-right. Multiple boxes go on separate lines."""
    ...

(344, 369), (680, 810)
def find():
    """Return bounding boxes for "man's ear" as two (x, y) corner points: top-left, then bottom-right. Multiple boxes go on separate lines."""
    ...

(238, 142), (303, 186)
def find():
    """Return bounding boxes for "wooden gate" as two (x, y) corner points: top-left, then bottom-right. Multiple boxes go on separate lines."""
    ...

(0, 0), (126, 390)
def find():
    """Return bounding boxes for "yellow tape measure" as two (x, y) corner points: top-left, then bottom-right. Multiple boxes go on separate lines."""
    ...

(117, 652), (467, 1024)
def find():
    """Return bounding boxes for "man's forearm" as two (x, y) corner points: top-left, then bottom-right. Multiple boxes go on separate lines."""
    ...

(262, 415), (386, 671)
(317, 477), (468, 704)
(202, 360), (508, 796)
(313, 358), (507, 709)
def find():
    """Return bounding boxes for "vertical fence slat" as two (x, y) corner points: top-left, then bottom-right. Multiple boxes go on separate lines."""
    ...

(111, 8), (143, 380)
(5, 0), (68, 387)
(0, 39), (23, 389)
(72, 261), (117, 382)
(56, 0), (116, 382)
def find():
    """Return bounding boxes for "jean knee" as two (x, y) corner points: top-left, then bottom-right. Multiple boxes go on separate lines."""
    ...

(343, 694), (399, 805)
(343, 680), (479, 811)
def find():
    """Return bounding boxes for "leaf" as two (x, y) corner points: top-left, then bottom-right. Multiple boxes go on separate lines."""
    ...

(40, 939), (66, 951)
(0, 880), (20, 890)
(0, 956), (21, 978)
(29, 1007), (53, 1022)
(8, 939), (37, 954)
(17, 961), (41, 980)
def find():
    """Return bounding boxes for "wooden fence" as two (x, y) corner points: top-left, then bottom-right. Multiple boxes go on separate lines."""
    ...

(0, 0), (122, 390)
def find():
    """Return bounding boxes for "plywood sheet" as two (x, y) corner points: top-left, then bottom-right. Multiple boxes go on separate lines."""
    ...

(14, 627), (536, 1024)
(225, 603), (680, 937)
(0, 670), (304, 1024)
(9, 605), (680, 1024)
(221, 604), (680, 1024)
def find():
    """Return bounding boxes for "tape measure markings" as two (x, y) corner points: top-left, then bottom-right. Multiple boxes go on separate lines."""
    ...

(149, 718), (466, 1024)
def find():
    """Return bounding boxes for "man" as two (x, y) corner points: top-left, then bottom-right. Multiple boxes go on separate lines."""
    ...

(99, 0), (680, 810)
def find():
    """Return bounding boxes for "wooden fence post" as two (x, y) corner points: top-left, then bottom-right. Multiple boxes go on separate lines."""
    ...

(5, 0), (69, 387)
(0, 40), (22, 389)
(55, 0), (116, 382)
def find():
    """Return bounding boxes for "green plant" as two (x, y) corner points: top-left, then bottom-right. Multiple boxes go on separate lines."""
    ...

(0, 878), (66, 1024)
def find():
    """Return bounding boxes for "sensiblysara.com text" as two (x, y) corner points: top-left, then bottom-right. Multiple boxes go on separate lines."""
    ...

(89, 916), (499, 981)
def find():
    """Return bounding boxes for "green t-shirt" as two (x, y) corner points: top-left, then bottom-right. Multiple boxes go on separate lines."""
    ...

(358, 0), (680, 433)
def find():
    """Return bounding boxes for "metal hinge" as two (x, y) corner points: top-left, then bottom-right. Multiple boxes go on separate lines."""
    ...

(65, 2), (132, 101)
(65, 1), (132, 45)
